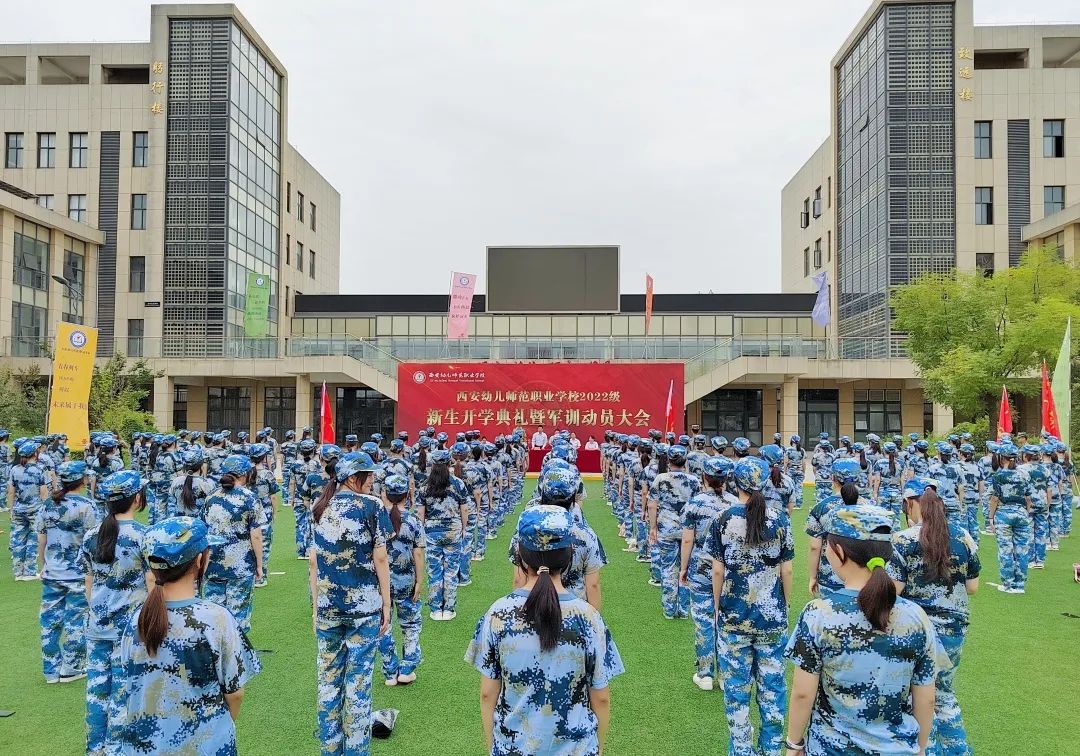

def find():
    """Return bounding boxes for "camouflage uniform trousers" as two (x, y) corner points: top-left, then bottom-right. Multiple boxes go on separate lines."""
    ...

(204, 574), (255, 634)
(880, 489), (904, 532)
(981, 494), (991, 531)
(615, 492), (630, 532)
(261, 518), (273, 575)
(282, 467), (293, 507)
(656, 536), (689, 618)
(716, 630), (786, 756)
(0, 471), (8, 511)
(316, 613), (381, 756)
(994, 507), (1032, 590)
(474, 503), (489, 559)
(815, 481), (832, 507)
(1062, 493), (1074, 535)
(963, 497), (982, 545)
(930, 629), (971, 756)
(86, 637), (120, 756)
(1030, 509), (1049, 562)
(790, 472), (805, 509)
(40, 578), (87, 680)
(9, 509), (39, 578)
(458, 508), (478, 583)
(1048, 496), (1063, 545)
(426, 531), (462, 613)
(147, 486), (169, 525)
(377, 593), (422, 679)
(295, 502), (314, 557)
(689, 588), (717, 680)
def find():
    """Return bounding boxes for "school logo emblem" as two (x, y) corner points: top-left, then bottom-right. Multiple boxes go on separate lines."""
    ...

(255, 276), (265, 287)
(412, 371), (426, 384)
(69, 330), (88, 349)
(459, 275), (471, 286)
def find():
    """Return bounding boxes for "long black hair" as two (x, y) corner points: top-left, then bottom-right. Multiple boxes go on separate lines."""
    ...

(312, 460), (341, 523)
(417, 446), (428, 473)
(744, 488), (767, 547)
(95, 491), (146, 563)
(139, 553), (205, 656)
(518, 545), (572, 651)
(51, 477), (83, 505)
(825, 533), (896, 631)
(425, 461), (452, 500)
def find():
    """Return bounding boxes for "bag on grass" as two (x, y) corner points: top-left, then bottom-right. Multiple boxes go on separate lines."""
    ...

(372, 708), (398, 739)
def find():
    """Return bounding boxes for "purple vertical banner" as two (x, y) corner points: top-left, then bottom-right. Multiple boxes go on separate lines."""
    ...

(447, 272), (477, 340)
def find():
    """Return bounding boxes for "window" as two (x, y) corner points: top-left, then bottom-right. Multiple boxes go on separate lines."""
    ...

(173, 386), (188, 431)
(975, 252), (994, 277)
(297, 241), (303, 272)
(803, 247), (810, 277)
(1044, 119), (1064, 158)
(14, 219), (49, 290)
(309, 249), (315, 279)
(827, 230), (831, 262)
(36, 194), (54, 210)
(800, 198), (809, 228)
(285, 233), (291, 265)
(298, 192), (304, 222)
(853, 389), (902, 437)
(974, 121), (991, 158)
(12, 302), (47, 357)
(264, 386), (297, 432)
(129, 256), (146, 292)
(1051, 231), (1065, 258)
(327, 387), (395, 444)
(37, 132), (55, 167)
(207, 386), (252, 436)
(813, 238), (822, 269)
(812, 187), (822, 218)
(975, 187), (993, 225)
(286, 181), (291, 213)
(69, 132), (88, 168)
(127, 319), (144, 357)
(62, 237), (86, 325)
(699, 389), (762, 445)
(285, 285), (290, 316)
(133, 131), (148, 167)
(310, 203), (317, 231)
(68, 194), (87, 222)
(130, 193), (147, 230)
(1044, 185), (1065, 216)
(5, 132), (23, 168)
(799, 389), (839, 442)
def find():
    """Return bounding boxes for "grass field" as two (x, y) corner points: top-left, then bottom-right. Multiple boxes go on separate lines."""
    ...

(2, 482), (1079, 754)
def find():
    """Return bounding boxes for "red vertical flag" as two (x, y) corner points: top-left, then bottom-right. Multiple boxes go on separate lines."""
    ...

(664, 378), (675, 435)
(645, 274), (654, 336)
(320, 382), (335, 443)
(998, 384), (1013, 438)
(1041, 360), (1061, 438)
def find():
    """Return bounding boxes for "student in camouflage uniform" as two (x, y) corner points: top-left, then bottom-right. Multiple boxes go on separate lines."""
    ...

(679, 455), (737, 691)
(988, 442), (1033, 594)
(785, 435), (806, 510)
(291, 439), (321, 557)
(309, 451), (392, 756)
(79, 470), (148, 756)
(248, 443), (280, 588)
(1019, 444), (1051, 568)
(871, 441), (906, 529)
(909, 439), (932, 478)
(889, 477), (980, 756)
(280, 429), (298, 508)
(148, 434), (179, 525)
(9, 441), (49, 579)
(466, 505), (624, 755)
(378, 474), (425, 687)
(810, 441), (836, 507)
(956, 443), (985, 545)
(87, 436), (125, 519)
(0, 429), (14, 512)
(760, 444), (796, 516)
(636, 441), (659, 573)
(166, 448), (214, 519)
(460, 443), (491, 584)
(706, 457), (794, 756)
(1045, 442), (1067, 550)
(202, 455), (266, 632)
(977, 442), (997, 535)
(686, 434), (710, 481)
(35, 460), (98, 683)
(648, 445), (701, 618)
(784, 503), (942, 756)
(805, 458), (862, 597)
(111, 516), (259, 754)
(416, 450), (469, 621)
(929, 441), (964, 525)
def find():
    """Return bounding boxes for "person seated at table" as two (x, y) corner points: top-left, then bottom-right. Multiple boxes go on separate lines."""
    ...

(584, 436), (600, 451)
(570, 433), (582, 450)
(531, 426), (549, 450)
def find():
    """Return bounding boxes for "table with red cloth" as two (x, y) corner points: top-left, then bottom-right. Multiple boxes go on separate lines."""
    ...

(528, 448), (602, 473)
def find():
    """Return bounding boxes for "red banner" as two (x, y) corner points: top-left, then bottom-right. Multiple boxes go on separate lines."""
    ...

(396, 362), (685, 441)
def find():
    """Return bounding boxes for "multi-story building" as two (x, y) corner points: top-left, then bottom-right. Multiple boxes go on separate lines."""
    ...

(783, 0), (1080, 354)
(0, 3), (340, 430)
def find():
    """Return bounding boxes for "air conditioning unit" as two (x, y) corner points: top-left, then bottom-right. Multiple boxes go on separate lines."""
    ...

(800, 211), (810, 229)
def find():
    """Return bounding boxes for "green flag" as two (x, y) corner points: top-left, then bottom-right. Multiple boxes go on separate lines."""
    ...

(244, 271), (271, 338)
(1052, 317), (1071, 445)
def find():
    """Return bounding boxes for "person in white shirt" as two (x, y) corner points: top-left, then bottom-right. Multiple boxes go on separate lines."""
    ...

(569, 433), (582, 450)
(530, 426), (549, 450)
(584, 436), (600, 451)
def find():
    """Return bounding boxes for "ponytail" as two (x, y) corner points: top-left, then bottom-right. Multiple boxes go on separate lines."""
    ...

(744, 490), (767, 547)
(826, 534), (896, 631)
(888, 451), (896, 477)
(181, 474), (196, 514)
(51, 478), (82, 504)
(519, 546), (572, 651)
(220, 473), (238, 492)
(859, 450), (867, 469)
(148, 443), (160, 468)
(704, 474), (726, 494)
(657, 455), (668, 474)
(386, 492), (407, 533)
(312, 479), (338, 523)
(418, 447), (428, 473)
(918, 489), (952, 583)
(139, 556), (204, 657)
(95, 492), (144, 563)
(769, 464), (782, 487)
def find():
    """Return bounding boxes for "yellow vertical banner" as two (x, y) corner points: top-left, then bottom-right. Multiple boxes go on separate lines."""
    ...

(47, 322), (98, 448)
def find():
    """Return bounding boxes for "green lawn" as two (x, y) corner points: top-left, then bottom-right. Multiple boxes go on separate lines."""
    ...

(1, 483), (1079, 754)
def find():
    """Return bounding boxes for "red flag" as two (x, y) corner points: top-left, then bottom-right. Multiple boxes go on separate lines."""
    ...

(664, 379), (675, 435)
(645, 274), (654, 336)
(320, 382), (335, 443)
(998, 384), (1012, 438)
(1042, 360), (1061, 438)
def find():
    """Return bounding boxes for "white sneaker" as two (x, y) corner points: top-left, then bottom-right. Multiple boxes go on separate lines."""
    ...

(486, 534), (497, 541)
(1008, 587), (1026, 594)
(58, 672), (87, 683)
(471, 555), (485, 562)
(692, 674), (714, 691)
(442, 611), (457, 621)
(397, 672), (417, 685)
(997, 584), (1010, 593)
(384, 677), (399, 687)
(649, 578), (662, 587)
(430, 611), (445, 621)
(458, 579), (472, 587)
(1031, 562), (1045, 569)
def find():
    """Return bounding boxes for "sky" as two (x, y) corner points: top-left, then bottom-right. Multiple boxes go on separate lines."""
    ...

(6, 0), (1079, 295)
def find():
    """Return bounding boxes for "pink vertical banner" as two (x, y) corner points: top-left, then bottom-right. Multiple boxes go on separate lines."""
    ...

(447, 271), (478, 340)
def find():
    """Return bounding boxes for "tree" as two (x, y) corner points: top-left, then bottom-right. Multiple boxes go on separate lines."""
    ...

(0, 365), (49, 433)
(88, 354), (160, 438)
(892, 246), (1080, 421)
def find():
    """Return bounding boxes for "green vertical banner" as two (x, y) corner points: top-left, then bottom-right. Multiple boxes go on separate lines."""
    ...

(244, 271), (271, 338)
(1052, 317), (1071, 445)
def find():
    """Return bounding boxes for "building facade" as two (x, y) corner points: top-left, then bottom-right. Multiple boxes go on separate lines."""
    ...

(782, 0), (1080, 350)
